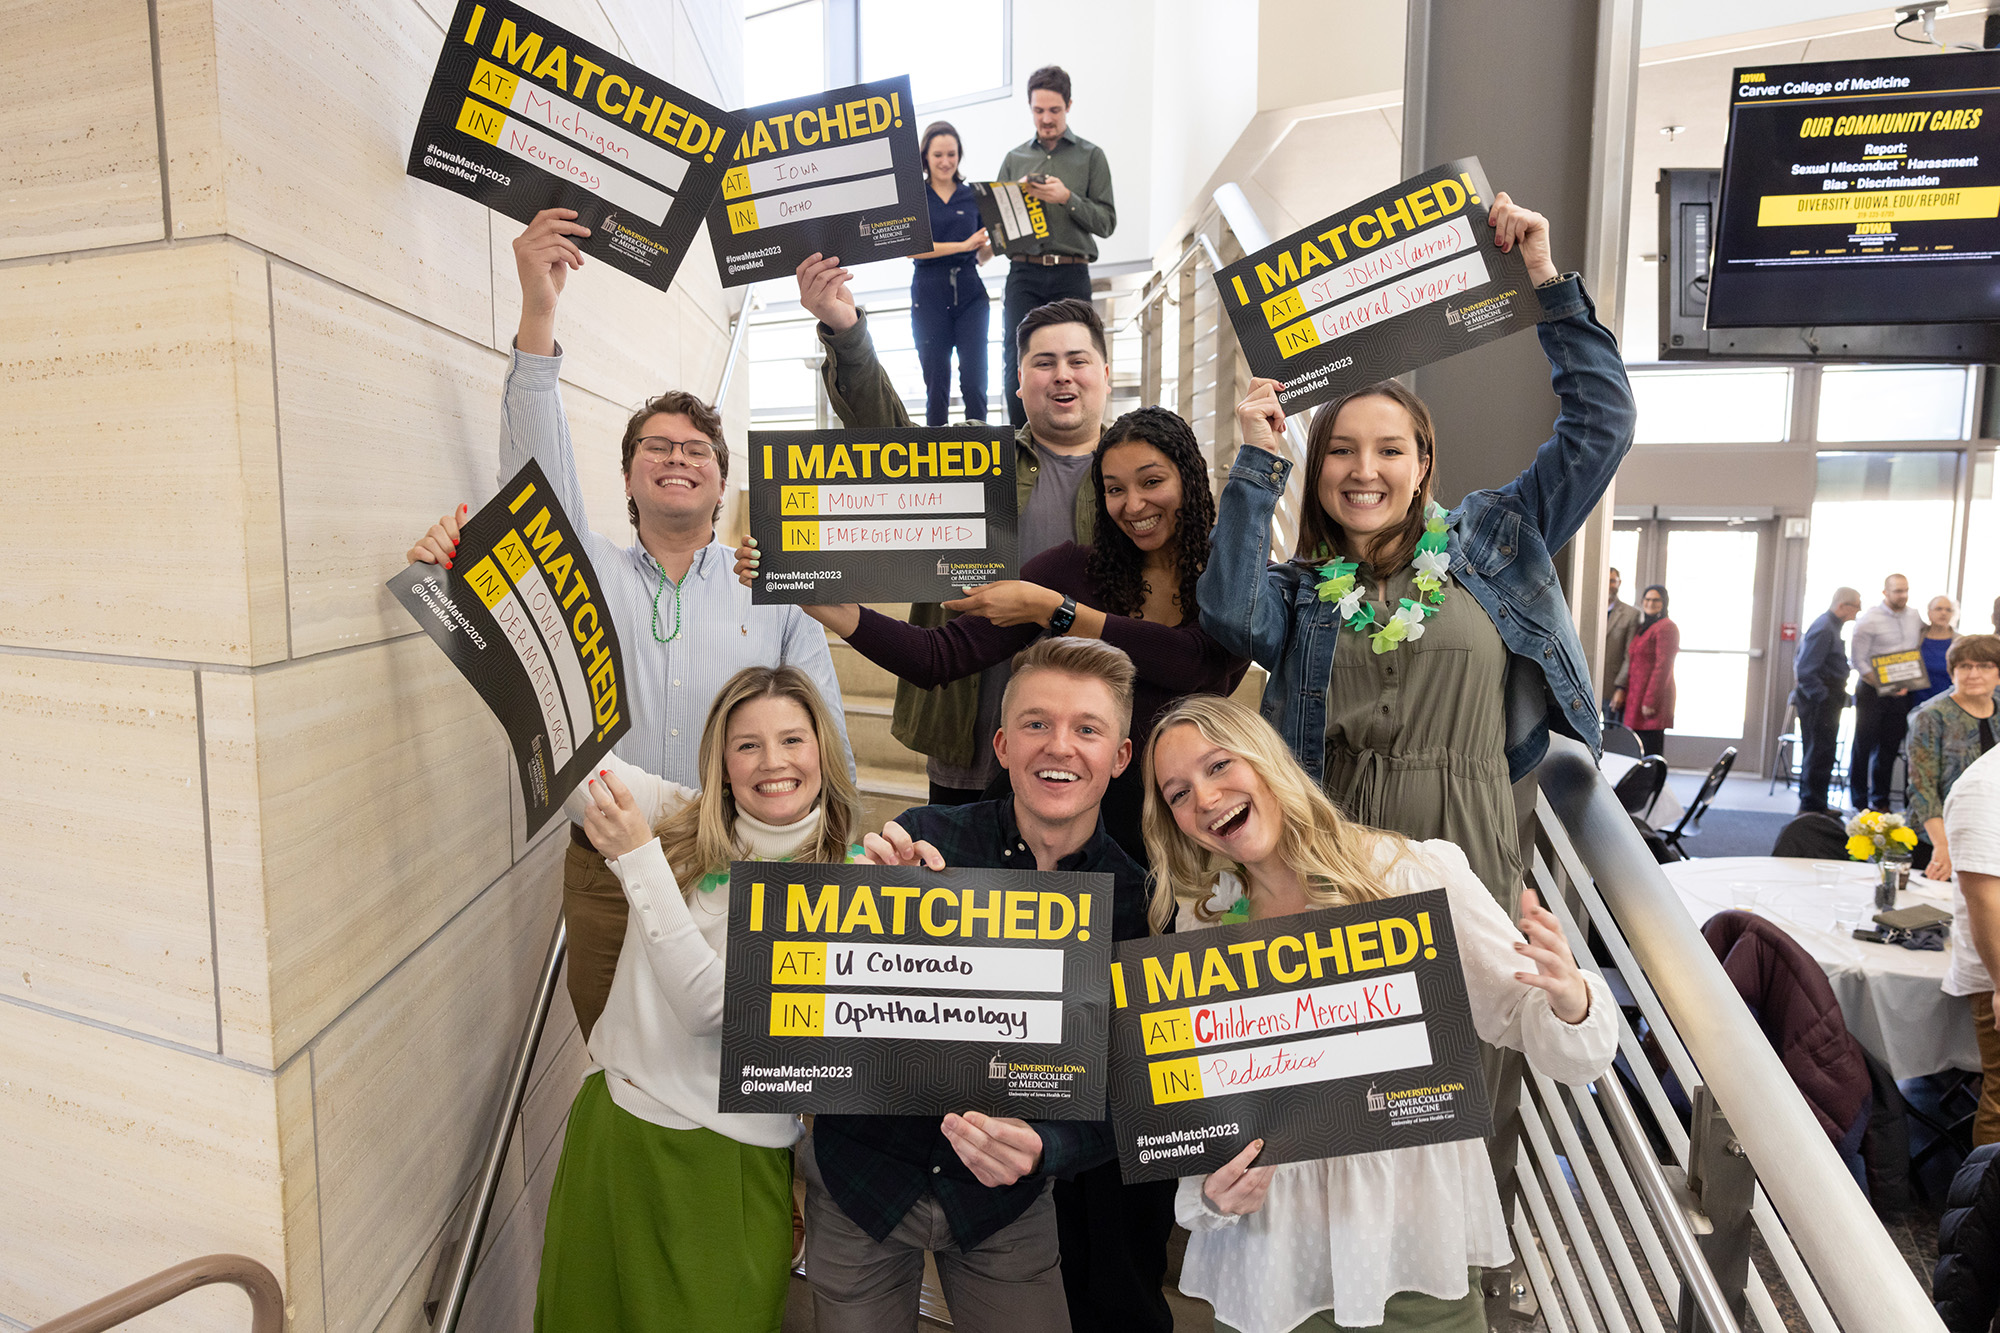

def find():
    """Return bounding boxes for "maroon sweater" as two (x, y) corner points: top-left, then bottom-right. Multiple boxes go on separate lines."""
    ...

(846, 541), (1249, 863)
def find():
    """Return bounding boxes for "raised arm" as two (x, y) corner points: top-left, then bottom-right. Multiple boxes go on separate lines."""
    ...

(1197, 382), (1304, 669)
(797, 253), (914, 430)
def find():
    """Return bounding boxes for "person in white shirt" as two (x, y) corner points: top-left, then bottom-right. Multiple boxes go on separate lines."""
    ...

(1140, 695), (1617, 1333)
(1942, 746), (2000, 1146)
(1848, 573), (1925, 812)
(533, 666), (861, 1331)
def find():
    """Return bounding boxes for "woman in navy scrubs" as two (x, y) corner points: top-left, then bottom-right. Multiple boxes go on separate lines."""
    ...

(910, 121), (992, 425)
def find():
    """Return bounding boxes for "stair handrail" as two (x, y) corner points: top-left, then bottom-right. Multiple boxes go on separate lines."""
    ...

(30, 1254), (282, 1333)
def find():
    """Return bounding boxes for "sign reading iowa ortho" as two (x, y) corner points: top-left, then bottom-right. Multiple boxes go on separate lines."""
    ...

(407, 0), (743, 292)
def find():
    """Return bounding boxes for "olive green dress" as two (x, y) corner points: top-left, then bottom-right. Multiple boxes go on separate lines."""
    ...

(1324, 567), (1520, 908)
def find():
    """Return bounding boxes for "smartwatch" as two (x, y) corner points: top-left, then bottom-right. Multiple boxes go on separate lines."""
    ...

(1048, 596), (1078, 635)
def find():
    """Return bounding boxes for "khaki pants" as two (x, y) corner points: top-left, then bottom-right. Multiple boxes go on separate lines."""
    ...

(564, 827), (628, 1041)
(799, 1132), (1071, 1333)
(1973, 992), (2000, 1147)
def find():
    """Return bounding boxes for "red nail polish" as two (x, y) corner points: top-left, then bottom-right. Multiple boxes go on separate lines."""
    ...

(444, 559), (452, 568)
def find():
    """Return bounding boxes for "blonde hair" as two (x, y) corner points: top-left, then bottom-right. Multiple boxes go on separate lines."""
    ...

(1001, 637), (1137, 737)
(656, 666), (859, 898)
(1140, 695), (1404, 930)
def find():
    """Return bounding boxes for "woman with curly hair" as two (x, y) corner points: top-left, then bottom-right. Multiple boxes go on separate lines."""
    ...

(743, 404), (1249, 866)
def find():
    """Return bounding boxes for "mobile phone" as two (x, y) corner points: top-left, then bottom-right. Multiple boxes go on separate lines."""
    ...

(1026, 173), (1050, 184)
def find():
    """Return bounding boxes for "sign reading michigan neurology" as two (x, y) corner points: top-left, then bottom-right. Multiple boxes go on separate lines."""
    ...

(1214, 157), (1543, 413)
(748, 426), (1019, 604)
(718, 862), (1113, 1117)
(407, 0), (742, 292)
(1108, 891), (1489, 1182)
(387, 460), (629, 835)
(709, 76), (931, 286)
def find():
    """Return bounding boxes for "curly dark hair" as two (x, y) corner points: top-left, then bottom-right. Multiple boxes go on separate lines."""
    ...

(1085, 407), (1215, 621)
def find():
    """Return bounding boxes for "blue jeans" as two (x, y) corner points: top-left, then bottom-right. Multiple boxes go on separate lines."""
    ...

(912, 265), (990, 426)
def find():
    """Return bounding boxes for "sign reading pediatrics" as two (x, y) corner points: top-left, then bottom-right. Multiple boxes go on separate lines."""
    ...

(1214, 157), (1544, 413)
(1107, 891), (1489, 1182)
(748, 426), (1019, 604)
(408, 0), (742, 293)
(709, 76), (931, 286)
(718, 862), (1113, 1117)
(387, 460), (629, 835)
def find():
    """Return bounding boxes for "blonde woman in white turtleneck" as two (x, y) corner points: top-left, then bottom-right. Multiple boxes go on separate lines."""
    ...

(535, 666), (861, 1333)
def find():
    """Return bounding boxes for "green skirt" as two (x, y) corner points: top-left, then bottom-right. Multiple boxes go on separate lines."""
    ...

(535, 1072), (794, 1332)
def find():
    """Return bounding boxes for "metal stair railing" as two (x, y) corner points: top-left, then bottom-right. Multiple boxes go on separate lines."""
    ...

(30, 1255), (282, 1333)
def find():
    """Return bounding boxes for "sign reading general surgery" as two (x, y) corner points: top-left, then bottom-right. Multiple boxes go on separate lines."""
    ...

(408, 0), (742, 292)
(748, 427), (1019, 604)
(718, 862), (1113, 1117)
(388, 460), (629, 835)
(709, 76), (931, 286)
(1214, 157), (1544, 413)
(1108, 891), (1489, 1182)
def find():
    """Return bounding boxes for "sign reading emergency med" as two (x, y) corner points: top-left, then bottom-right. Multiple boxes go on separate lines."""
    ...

(718, 862), (1113, 1117)
(408, 0), (742, 292)
(1214, 157), (1544, 413)
(748, 426), (1019, 604)
(388, 460), (629, 835)
(1108, 891), (1489, 1182)
(709, 76), (932, 286)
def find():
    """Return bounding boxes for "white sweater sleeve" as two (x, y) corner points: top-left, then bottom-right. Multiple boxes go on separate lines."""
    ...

(1175, 1174), (1244, 1232)
(1414, 840), (1618, 1087)
(561, 752), (698, 830)
(604, 837), (728, 1037)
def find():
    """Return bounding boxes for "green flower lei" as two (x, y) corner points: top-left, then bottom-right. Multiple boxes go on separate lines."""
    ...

(1313, 502), (1452, 655)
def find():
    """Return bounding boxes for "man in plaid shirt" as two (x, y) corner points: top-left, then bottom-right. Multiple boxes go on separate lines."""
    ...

(798, 638), (1152, 1331)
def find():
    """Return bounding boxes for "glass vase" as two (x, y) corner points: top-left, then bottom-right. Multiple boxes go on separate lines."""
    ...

(1876, 855), (1911, 912)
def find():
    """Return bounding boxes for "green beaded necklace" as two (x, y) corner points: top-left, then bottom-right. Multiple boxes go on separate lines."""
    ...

(650, 561), (684, 644)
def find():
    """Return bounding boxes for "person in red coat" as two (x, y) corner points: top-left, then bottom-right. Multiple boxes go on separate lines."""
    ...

(1618, 584), (1679, 756)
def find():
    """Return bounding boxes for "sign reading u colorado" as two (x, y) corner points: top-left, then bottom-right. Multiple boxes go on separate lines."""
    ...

(749, 426), (1019, 604)
(719, 862), (1112, 1117)
(1108, 891), (1489, 1182)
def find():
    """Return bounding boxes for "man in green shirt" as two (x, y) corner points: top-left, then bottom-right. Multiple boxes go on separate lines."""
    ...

(996, 65), (1117, 429)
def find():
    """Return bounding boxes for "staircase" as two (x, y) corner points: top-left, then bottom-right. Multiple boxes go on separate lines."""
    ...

(830, 608), (931, 831)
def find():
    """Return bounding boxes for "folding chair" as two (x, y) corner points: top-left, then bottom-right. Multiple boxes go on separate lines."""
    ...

(1660, 746), (1738, 858)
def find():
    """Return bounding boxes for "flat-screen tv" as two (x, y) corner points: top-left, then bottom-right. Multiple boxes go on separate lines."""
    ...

(1710, 50), (2000, 328)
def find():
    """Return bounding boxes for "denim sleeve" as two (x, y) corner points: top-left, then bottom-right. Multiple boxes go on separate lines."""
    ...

(1489, 279), (1639, 552)
(1196, 444), (1301, 670)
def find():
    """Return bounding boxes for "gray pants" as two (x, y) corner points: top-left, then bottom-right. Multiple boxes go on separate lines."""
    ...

(800, 1134), (1072, 1333)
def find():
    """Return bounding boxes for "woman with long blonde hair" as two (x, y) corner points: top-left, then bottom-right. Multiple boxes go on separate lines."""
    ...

(1141, 696), (1616, 1333)
(535, 666), (860, 1332)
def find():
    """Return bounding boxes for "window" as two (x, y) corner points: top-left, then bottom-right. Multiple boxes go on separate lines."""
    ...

(1804, 451), (1961, 624)
(744, 0), (826, 106)
(859, 0), (1009, 109)
(1816, 365), (1970, 443)
(1629, 367), (1790, 444)
(1963, 450), (1999, 636)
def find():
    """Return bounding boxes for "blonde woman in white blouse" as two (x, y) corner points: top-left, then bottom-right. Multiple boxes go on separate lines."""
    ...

(536, 666), (861, 1333)
(1141, 695), (1617, 1333)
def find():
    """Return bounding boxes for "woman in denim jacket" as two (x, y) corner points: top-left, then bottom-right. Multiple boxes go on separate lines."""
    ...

(1198, 193), (1635, 906)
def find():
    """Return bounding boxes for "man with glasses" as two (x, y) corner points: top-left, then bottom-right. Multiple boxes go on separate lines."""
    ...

(412, 208), (851, 1039)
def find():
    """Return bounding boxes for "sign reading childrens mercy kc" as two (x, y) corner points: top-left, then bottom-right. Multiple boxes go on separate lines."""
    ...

(388, 461), (629, 835)
(1215, 157), (1545, 414)
(408, 0), (742, 292)
(718, 862), (1113, 1117)
(709, 76), (933, 286)
(1108, 891), (1489, 1182)
(748, 426), (1019, 604)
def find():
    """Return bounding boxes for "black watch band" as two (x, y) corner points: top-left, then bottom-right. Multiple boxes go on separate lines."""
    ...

(1048, 596), (1078, 635)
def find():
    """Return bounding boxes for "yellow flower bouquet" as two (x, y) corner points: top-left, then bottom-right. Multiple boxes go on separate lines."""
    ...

(1844, 809), (1919, 863)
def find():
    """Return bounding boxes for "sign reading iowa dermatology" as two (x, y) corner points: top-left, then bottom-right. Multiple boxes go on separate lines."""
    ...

(709, 76), (931, 286)
(718, 862), (1113, 1117)
(1108, 891), (1489, 1182)
(1214, 157), (1544, 413)
(388, 460), (630, 834)
(407, 0), (742, 292)
(748, 426), (1019, 604)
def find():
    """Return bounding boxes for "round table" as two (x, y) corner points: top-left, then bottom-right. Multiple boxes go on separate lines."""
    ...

(1658, 856), (1980, 1081)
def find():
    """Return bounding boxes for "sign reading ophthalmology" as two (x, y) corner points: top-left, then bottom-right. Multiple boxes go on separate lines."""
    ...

(1215, 156), (1545, 413)
(748, 426), (1019, 604)
(709, 76), (933, 286)
(388, 460), (629, 834)
(1108, 891), (1489, 1183)
(718, 862), (1113, 1117)
(408, 0), (742, 291)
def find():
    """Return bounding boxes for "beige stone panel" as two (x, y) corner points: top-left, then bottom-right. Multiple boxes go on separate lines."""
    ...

(0, 658), (216, 1047)
(561, 381), (648, 550)
(677, 0), (744, 110)
(155, 0), (227, 238)
(452, 1129), (562, 1333)
(270, 264), (508, 657)
(311, 832), (562, 1333)
(276, 1055), (327, 1333)
(0, 1007), (284, 1330)
(0, 242), (286, 663)
(677, 281), (733, 403)
(253, 637), (513, 1065)
(199, 668), (277, 1064)
(600, 0), (677, 71)
(0, 0), (164, 259)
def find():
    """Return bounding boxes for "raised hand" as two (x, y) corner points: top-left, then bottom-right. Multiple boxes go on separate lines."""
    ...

(512, 209), (590, 354)
(1514, 887), (1591, 1024)
(1234, 378), (1286, 453)
(408, 505), (468, 567)
(859, 820), (945, 871)
(1201, 1139), (1275, 1216)
(1486, 191), (1556, 286)
(582, 768), (656, 860)
(796, 252), (859, 333)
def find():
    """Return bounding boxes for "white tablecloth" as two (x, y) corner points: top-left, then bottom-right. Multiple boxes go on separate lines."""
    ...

(1658, 856), (1980, 1082)
(1599, 753), (1686, 828)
